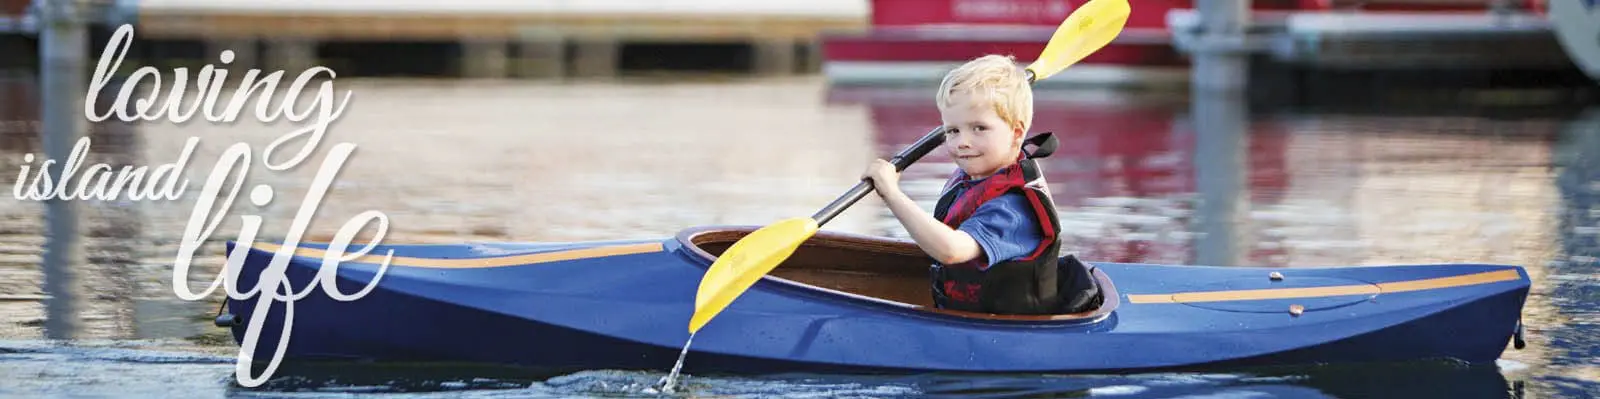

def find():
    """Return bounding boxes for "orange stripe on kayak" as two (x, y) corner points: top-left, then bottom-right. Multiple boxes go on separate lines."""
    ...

(1126, 269), (1521, 304)
(246, 242), (665, 268)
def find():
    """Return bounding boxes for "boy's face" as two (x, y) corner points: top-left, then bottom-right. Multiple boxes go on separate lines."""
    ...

(939, 91), (1024, 179)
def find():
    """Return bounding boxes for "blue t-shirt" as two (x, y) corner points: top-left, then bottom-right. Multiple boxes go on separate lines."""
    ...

(943, 186), (1045, 270)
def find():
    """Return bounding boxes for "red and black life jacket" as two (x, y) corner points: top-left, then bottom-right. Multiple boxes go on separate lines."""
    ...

(929, 132), (1101, 315)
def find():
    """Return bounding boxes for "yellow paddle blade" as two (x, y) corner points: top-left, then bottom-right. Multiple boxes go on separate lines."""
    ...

(690, 217), (819, 333)
(1027, 0), (1131, 82)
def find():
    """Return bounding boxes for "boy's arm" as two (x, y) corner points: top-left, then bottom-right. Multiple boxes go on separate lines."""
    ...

(880, 184), (985, 264)
(864, 160), (984, 265)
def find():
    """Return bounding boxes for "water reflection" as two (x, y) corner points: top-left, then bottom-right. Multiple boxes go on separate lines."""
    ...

(1, 342), (1518, 399)
(0, 75), (1592, 397)
(1190, 89), (1250, 267)
(1, 69), (137, 339)
(1547, 108), (1600, 396)
(832, 87), (1296, 267)
(836, 82), (1593, 397)
(1, 70), (240, 342)
(3, 75), (885, 340)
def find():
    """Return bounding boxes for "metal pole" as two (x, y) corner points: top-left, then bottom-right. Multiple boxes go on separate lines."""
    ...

(38, 0), (86, 340)
(1191, 89), (1249, 267)
(1188, 0), (1252, 266)
(1192, 0), (1251, 93)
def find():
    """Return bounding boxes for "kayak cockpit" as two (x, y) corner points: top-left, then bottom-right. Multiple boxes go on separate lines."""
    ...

(675, 226), (1119, 323)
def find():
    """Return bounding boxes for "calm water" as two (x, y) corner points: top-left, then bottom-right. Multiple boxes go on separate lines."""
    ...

(0, 74), (1596, 398)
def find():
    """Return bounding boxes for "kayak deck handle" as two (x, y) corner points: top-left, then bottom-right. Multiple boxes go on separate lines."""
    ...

(213, 300), (241, 328)
(1513, 318), (1526, 350)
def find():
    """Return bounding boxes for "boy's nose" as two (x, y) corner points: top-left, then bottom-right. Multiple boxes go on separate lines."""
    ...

(951, 134), (971, 147)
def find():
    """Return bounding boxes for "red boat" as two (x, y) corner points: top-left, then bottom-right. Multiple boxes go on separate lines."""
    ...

(820, 0), (1549, 87)
(0, 0), (30, 34)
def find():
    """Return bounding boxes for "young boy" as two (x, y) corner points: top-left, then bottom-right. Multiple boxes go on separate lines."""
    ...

(862, 54), (1086, 315)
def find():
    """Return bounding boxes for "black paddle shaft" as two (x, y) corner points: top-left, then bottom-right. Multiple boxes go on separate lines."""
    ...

(811, 126), (947, 226)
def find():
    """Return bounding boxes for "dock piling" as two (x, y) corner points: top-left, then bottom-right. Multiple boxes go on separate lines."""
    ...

(754, 39), (797, 76)
(514, 37), (568, 79)
(462, 39), (510, 79)
(1189, 0), (1254, 267)
(207, 38), (257, 71)
(266, 37), (316, 74)
(37, 0), (88, 340)
(571, 38), (619, 78)
(1192, 0), (1252, 93)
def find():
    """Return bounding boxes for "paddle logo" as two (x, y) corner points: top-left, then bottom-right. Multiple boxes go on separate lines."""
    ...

(10, 24), (394, 388)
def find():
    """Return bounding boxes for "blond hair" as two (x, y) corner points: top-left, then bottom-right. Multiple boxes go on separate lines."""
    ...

(935, 54), (1034, 134)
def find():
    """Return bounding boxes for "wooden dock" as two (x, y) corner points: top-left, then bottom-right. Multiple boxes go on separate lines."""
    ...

(110, 0), (871, 78)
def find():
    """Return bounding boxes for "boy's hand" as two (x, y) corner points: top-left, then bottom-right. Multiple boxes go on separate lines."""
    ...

(862, 159), (901, 194)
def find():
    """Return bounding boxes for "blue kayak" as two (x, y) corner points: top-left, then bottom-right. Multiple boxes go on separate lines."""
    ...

(218, 226), (1530, 374)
